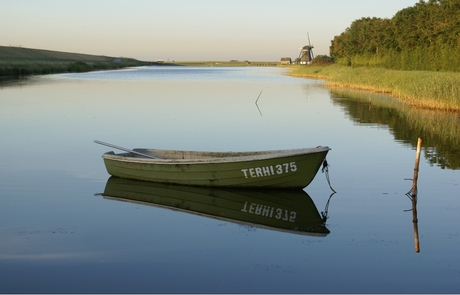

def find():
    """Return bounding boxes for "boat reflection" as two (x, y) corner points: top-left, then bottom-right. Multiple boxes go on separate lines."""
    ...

(102, 177), (330, 236)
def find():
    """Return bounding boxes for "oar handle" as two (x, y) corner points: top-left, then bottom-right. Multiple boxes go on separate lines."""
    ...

(94, 140), (158, 159)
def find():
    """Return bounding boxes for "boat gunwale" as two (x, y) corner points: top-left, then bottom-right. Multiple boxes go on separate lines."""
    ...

(101, 146), (330, 164)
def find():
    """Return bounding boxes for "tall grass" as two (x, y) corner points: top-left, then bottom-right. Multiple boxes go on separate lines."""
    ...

(289, 64), (460, 112)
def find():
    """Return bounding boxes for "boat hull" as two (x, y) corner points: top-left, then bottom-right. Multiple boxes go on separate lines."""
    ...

(101, 146), (330, 189)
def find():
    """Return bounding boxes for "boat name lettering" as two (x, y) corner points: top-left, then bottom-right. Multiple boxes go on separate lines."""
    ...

(240, 162), (297, 178)
(241, 202), (297, 222)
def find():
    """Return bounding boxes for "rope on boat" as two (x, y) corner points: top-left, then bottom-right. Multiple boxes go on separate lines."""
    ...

(322, 159), (336, 193)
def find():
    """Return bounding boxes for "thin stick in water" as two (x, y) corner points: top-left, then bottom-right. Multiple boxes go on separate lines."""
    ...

(255, 90), (263, 116)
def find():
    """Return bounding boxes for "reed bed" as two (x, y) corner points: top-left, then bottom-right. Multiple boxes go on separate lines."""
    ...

(289, 64), (460, 112)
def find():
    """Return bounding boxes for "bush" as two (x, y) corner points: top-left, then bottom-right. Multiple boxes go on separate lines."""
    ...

(312, 55), (334, 65)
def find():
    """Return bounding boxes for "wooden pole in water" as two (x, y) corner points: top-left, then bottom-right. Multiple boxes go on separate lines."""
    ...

(411, 137), (422, 200)
(411, 137), (422, 253)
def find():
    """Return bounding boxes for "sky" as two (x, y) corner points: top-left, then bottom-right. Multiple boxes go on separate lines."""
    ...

(2, 0), (420, 61)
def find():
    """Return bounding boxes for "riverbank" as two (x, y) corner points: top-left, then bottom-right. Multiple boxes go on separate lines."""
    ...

(0, 46), (148, 77)
(288, 64), (460, 112)
(175, 61), (278, 67)
(3, 46), (458, 112)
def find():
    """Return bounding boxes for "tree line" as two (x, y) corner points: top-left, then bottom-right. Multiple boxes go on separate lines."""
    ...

(329, 0), (460, 72)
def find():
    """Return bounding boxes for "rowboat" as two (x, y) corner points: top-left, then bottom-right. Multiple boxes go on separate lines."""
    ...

(101, 177), (330, 236)
(95, 140), (330, 189)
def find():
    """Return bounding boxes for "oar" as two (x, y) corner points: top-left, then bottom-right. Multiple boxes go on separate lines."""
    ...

(94, 140), (158, 159)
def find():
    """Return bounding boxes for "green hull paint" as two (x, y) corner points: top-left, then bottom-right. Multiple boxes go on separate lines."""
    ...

(101, 146), (330, 189)
(102, 177), (329, 236)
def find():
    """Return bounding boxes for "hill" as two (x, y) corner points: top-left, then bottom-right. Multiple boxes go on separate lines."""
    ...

(0, 45), (147, 77)
(0, 46), (113, 62)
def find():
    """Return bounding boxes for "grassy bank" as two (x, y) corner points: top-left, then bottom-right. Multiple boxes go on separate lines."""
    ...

(0, 46), (148, 77)
(289, 64), (460, 112)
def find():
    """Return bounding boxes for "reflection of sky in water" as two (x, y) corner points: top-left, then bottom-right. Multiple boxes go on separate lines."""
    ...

(0, 67), (459, 293)
(54, 66), (300, 83)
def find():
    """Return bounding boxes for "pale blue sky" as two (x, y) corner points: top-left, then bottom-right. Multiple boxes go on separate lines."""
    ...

(2, 0), (419, 61)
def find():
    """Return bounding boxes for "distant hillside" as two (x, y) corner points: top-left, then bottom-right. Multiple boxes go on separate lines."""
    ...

(0, 45), (113, 62)
(0, 45), (148, 77)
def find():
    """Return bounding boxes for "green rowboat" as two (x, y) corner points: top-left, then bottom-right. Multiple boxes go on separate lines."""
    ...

(96, 140), (330, 189)
(101, 177), (330, 236)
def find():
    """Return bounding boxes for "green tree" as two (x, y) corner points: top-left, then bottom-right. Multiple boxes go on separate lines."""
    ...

(330, 0), (460, 71)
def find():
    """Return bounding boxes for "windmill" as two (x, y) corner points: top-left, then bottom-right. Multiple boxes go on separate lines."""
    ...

(298, 32), (315, 65)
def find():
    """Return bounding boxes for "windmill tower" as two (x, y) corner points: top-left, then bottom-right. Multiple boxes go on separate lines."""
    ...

(298, 32), (315, 65)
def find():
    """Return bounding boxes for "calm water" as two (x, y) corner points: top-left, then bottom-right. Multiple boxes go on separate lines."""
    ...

(0, 66), (459, 293)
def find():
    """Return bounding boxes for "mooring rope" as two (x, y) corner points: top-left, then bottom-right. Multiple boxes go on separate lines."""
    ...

(322, 159), (336, 193)
(321, 192), (336, 221)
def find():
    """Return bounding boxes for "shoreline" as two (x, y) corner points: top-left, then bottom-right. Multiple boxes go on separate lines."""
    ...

(286, 64), (460, 112)
(2, 45), (458, 112)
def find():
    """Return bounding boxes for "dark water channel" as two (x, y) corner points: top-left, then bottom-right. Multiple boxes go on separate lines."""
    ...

(0, 67), (459, 293)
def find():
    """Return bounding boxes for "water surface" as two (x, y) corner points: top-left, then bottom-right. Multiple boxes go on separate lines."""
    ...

(0, 66), (459, 293)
